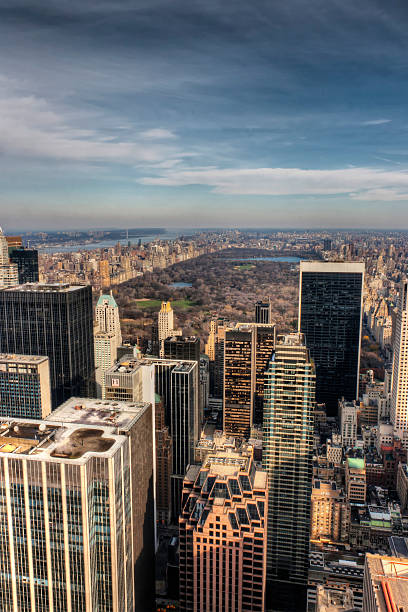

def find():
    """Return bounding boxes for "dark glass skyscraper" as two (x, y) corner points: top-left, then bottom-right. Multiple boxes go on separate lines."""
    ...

(163, 335), (200, 362)
(255, 300), (271, 324)
(299, 261), (364, 415)
(145, 357), (199, 519)
(9, 248), (39, 283)
(223, 323), (276, 437)
(0, 283), (94, 408)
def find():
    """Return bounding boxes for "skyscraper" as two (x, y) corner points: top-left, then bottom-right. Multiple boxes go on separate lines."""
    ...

(255, 300), (271, 324)
(0, 227), (18, 287)
(179, 444), (268, 612)
(299, 261), (364, 415)
(223, 323), (276, 438)
(263, 333), (315, 611)
(94, 331), (118, 397)
(205, 317), (227, 398)
(155, 393), (172, 524)
(0, 283), (94, 408)
(50, 397), (156, 611)
(158, 301), (174, 355)
(145, 356), (200, 518)
(163, 335), (200, 362)
(95, 291), (122, 347)
(94, 292), (122, 397)
(9, 248), (39, 283)
(391, 280), (408, 446)
(0, 354), (51, 419)
(104, 356), (154, 402)
(0, 416), (139, 611)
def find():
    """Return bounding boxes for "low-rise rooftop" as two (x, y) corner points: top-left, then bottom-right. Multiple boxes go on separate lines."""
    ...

(51, 397), (151, 432)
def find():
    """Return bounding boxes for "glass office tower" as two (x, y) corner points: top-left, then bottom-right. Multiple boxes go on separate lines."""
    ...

(223, 323), (276, 437)
(299, 261), (364, 415)
(0, 283), (94, 408)
(263, 333), (315, 611)
(9, 248), (39, 283)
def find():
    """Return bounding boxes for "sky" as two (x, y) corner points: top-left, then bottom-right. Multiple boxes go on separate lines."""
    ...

(1, 0), (408, 230)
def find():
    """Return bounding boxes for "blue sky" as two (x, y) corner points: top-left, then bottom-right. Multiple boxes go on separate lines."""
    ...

(1, 0), (408, 229)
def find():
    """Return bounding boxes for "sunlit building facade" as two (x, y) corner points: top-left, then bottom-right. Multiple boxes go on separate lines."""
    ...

(179, 444), (267, 611)
(0, 418), (134, 611)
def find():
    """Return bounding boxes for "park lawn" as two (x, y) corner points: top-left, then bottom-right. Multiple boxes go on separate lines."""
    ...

(135, 298), (196, 310)
(172, 298), (196, 309)
(233, 263), (255, 271)
(135, 299), (162, 309)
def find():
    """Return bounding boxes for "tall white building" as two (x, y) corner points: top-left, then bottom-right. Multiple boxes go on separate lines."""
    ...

(158, 301), (174, 356)
(339, 399), (358, 448)
(0, 227), (18, 287)
(391, 280), (408, 446)
(158, 301), (174, 342)
(95, 291), (122, 346)
(94, 292), (122, 397)
(0, 404), (156, 612)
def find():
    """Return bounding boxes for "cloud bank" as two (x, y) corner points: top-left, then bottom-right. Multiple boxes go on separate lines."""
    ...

(140, 166), (408, 200)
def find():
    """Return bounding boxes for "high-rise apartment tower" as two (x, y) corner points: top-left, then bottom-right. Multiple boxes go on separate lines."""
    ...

(391, 280), (408, 447)
(262, 333), (315, 611)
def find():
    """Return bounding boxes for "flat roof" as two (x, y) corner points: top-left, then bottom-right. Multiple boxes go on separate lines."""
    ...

(50, 397), (151, 431)
(0, 418), (126, 462)
(0, 354), (49, 364)
(348, 457), (365, 469)
(300, 261), (365, 274)
(366, 554), (408, 611)
(0, 283), (87, 293)
(105, 359), (144, 375)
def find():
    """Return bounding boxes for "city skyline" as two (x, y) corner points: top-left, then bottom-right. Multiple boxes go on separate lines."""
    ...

(1, 1), (408, 228)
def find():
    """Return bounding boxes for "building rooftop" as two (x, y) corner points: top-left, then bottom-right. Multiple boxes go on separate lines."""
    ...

(277, 332), (305, 346)
(105, 359), (144, 375)
(165, 335), (199, 343)
(0, 354), (49, 365)
(0, 418), (125, 463)
(300, 261), (365, 273)
(366, 554), (408, 611)
(0, 283), (87, 293)
(51, 397), (150, 432)
(347, 457), (365, 470)
(96, 293), (118, 307)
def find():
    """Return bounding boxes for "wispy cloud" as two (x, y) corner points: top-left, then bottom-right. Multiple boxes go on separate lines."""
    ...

(140, 165), (408, 200)
(362, 119), (392, 126)
(140, 128), (177, 140)
(0, 78), (185, 165)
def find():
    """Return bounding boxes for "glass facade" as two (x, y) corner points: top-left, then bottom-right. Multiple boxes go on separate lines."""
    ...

(224, 325), (276, 437)
(299, 264), (363, 415)
(0, 285), (94, 408)
(263, 334), (315, 610)
(9, 249), (39, 283)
